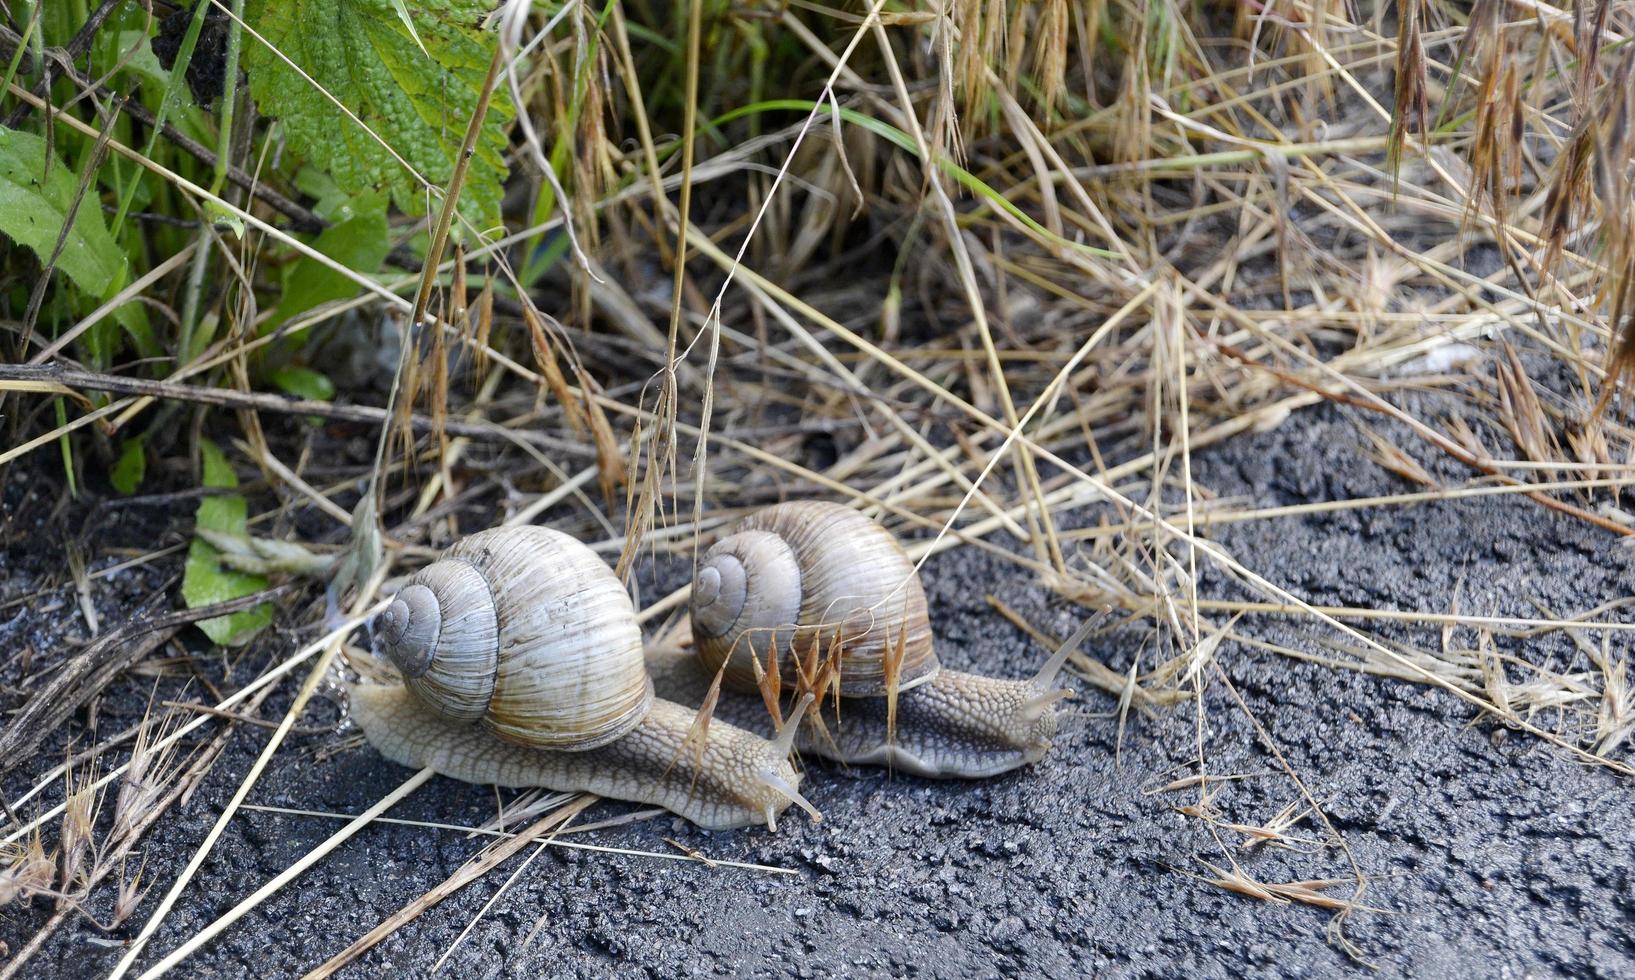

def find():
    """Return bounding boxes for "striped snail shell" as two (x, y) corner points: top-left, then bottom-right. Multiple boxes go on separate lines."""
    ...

(690, 501), (937, 697)
(375, 526), (653, 751)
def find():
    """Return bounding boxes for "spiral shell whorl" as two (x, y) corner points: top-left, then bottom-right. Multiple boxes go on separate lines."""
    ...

(690, 555), (745, 637)
(691, 501), (938, 697)
(691, 530), (804, 691)
(383, 561), (500, 725)
(378, 584), (439, 678)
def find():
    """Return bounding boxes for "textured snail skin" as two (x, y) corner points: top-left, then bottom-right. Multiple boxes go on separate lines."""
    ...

(801, 668), (1059, 779)
(351, 682), (808, 831)
(645, 641), (1069, 780)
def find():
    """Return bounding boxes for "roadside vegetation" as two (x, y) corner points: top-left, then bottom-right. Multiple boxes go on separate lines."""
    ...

(1, 0), (1633, 971)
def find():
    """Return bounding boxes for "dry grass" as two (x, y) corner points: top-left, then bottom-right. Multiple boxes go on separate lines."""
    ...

(3, 0), (1635, 971)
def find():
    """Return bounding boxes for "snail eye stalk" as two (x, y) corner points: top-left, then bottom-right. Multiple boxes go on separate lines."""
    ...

(1030, 613), (1104, 691)
(757, 692), (821, 826)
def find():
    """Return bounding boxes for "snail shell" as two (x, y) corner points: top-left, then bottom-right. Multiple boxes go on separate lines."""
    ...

(690, 501), (936, 697)
(375, 526), (653, 751)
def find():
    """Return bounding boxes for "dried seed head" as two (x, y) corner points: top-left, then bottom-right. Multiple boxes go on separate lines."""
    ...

(112, 707), (183, 847)
(1030, 0), (1069, 116)
(58, 776), (99, 902)
(112, 859), (149, 928)
(113, 751), (150, 847)
(0, 832), (55, 907)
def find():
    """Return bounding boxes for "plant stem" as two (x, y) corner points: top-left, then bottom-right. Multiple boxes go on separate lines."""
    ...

(22, 0), (43, 84)
(54, 397), (77, 498)
(176, 224), (214, 365)
(0, 10), (39, 98)
(108, 0), (213, 239)
(208, 0), (246, 197)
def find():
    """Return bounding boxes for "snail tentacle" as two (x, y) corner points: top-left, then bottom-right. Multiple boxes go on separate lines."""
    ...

(754, 693), (822, 829)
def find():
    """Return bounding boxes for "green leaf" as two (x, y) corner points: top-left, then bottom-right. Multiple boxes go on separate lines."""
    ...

(114, 301), (160, 361)
(204, 199), (246, 238)
(105, 30), (172, 92)
(242, 0), (511, 227)
(267, 191), (390, 331)
(292, 166), (351, 222)
(39, 2), (81, 46)
(110, 437), (146, 495)
(268, 365), (336, 402)
(182, 439), (273, 646)
(194, 439), (246, 532)
(0, 128), (127, 297)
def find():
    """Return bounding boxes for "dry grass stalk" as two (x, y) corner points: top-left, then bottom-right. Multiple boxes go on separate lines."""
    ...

(1388, 0), (1429, 184)
(1360, 427), (1440, 488)
(307, 795), (595, 979)
(1495, 343), (1564, 474)
(1200, 863), (1389, 915)
(15, 0), (1635, 963)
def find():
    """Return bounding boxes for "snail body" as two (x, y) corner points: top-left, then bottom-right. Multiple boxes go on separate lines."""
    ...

(679, 501), (1082, 779)
(351, 526), (818, 831)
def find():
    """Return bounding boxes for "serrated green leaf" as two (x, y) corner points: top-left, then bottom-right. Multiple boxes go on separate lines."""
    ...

(110, 437), (146, 495)
(268, 365), (336, 402)
(182, 439), (272, 646)
(242, 0), (510, 227)
(0, 128), (127, 297)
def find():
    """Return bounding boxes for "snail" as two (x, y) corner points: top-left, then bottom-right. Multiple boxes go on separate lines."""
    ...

(648, 501), (1089, 779)
(348, 526), (821, 831)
